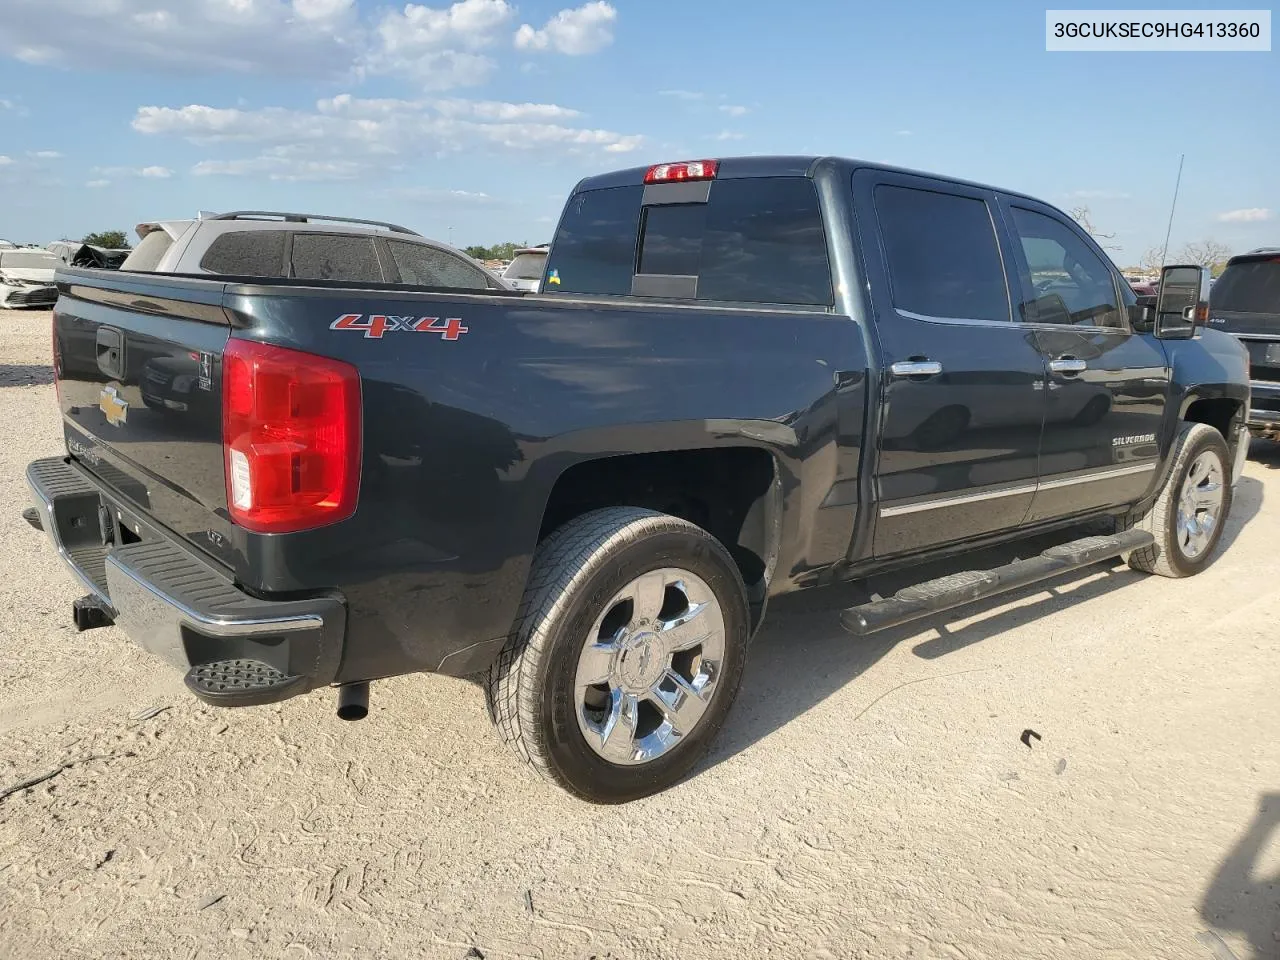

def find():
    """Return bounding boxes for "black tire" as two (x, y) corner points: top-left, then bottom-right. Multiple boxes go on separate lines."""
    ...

(485, 507), (750, 804)
(1124, 423), (1232, 577)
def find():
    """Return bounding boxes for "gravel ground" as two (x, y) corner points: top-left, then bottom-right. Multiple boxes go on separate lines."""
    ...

(1, 307), (1278, 960)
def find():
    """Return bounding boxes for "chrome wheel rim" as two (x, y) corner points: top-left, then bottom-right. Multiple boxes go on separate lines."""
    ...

(574, 567), (726, 766)
(1176, 450), (1225, 559)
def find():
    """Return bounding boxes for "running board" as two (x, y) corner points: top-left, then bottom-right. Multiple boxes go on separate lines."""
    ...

(840, 529), (1154, 636)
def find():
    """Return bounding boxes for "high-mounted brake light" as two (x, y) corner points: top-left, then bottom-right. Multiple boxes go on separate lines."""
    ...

(222, 339), (361, 534)
(644, 160), (719, 184)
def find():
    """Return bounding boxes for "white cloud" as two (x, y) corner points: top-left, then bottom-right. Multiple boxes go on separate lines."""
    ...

(194, 156), (363, 181)
(895, 129), (913, 136)
(719, 104), (748, 117)
(515, 1), (616, 55)
(660, 90), (705, 101)
(0, 0), (360, 78)
(29, 150), (63, 159)
(715, 130), (744, 141)
(368, 0), (513, 88)
(138, 95), (642, 180)
(385, 186), (495, 202)
(1217, 208), (1273, 223)
(85, 179), (111, 188)
(91, 165), (174, 179)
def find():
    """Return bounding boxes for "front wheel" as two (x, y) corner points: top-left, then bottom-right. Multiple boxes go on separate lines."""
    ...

(1124, 423), (1232, 577)
(486, 507), (750, 803)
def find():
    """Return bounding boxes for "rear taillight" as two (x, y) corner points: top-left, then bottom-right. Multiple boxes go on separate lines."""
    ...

(222, 339), (361, 534)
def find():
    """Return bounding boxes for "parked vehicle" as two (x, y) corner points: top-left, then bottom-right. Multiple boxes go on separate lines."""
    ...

(118, 211), (510, 292)
(1208, 247), (1280, 438)
(26, 156), (1250, 803)
(502, 244), (550, 292)
(0, 248), (58, 308)
(49, 241), (130, 269)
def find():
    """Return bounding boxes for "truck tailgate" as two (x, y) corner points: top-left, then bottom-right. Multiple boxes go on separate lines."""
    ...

(52, 268), (233, 561)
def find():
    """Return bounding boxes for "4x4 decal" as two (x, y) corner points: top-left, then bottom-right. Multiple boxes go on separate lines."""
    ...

(330, 313), (469, 341)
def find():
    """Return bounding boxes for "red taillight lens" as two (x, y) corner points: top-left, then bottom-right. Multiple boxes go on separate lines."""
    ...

(222, 339), (361, 534)
(644, 159), (719, 184)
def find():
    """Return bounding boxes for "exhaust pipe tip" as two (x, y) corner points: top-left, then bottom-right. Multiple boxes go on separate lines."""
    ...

(336, 681), (369, 721)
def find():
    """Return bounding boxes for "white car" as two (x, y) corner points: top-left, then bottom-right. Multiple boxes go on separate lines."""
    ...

(502, 245), (550, 292)
(0, 248), (58, 309)
(119, 210), (510, 291)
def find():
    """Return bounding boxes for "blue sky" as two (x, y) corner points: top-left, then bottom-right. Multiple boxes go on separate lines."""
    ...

(0, 0), (1275, 264)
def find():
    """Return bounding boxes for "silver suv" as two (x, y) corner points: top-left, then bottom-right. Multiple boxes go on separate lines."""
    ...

(120, 211), (510, 291)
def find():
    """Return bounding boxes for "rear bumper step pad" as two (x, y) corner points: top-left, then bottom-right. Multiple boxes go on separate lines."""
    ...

(25, 456), (346, 707)
(841, 529), (1155, 636)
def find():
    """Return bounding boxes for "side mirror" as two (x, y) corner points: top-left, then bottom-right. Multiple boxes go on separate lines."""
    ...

(1154, 264), (1211, 340)
(1129, 295), (1156, 332)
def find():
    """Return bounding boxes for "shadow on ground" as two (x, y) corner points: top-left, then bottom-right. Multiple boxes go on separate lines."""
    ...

(1201, 793), (1280, 959)
(0, 364), (54, 387)
(1248, 436), (1280, 470)
(706, 475), (1263, 770)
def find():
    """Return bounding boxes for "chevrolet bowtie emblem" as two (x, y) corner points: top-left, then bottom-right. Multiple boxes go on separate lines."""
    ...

(99, 385), (129, 426)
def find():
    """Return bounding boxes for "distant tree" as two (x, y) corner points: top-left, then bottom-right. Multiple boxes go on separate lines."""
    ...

(1139, 246), (1166, 276)
(463, 241), (531, 262)
(83, 230), (131, 249)
(1179, 239), (1232, 268)
(1068, 205), (1120, 252)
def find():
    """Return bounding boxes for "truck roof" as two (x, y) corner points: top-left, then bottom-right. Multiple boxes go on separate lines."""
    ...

(573, 155), (1047, 205)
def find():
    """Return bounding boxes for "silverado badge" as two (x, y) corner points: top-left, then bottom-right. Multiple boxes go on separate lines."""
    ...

(99, 385), (129, 426)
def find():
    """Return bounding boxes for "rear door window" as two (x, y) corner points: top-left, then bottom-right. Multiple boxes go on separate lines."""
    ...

(874, 185), (1011, 322)
(1212, 259), (1280, 313)
(121, 230), (175, 272)
(386, 240), (491, 290)
(199, 230), (286, 277)
(544, 177), (833, 306)
(290, 233), (383, 283)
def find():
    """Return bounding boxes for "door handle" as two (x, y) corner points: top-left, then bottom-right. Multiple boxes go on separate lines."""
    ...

(890, 360), (943, 378)
(1048, 357), (1087, 376)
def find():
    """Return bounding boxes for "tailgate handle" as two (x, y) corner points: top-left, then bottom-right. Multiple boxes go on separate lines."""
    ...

(96, 327), (126, 380)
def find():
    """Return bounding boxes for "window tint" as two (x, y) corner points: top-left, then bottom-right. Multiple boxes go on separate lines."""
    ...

(544, 178), (833, 305)
(875, 186), (1010, 322)
(290, 233), (382, 283)
(543, 185), (643, 296)
(121, 229), (175, 272)
(1009, 207), (1125, 328)
(387, 240), (490, 290)
(636, 178), (832, 305)
(1211, 259), (1280, 313)
(199, 230), (285, 277)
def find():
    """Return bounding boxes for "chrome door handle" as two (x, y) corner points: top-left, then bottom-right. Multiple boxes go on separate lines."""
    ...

(1048, 357), (1087, 375)
(890, 360), (943, 377)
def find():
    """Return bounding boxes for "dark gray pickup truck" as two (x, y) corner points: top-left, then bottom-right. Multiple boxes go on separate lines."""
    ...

(26, 156), (1250, 802)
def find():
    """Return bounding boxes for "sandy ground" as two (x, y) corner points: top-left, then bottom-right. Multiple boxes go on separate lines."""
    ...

(1, 307), (1278, 960)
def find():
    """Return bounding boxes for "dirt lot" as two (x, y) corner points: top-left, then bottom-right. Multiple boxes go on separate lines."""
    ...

(1, 307), (1278, 960)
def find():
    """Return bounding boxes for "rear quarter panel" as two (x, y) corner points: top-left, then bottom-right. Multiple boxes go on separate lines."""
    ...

(220, 286), (868, 681)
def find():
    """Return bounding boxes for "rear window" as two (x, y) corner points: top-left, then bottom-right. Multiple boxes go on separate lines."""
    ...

(505, 253), (547, 281)
(121, 230), (174, 272)
(199, 230), (286, 277)
(544, 176), (833, 306)
(1211, 259), (1280, 313)
(290, 234), (383, 283)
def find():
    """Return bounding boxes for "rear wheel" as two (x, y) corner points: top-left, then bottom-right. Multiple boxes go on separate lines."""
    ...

(1124, 423), (1232, 577)
(486, 507), (750, 803)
